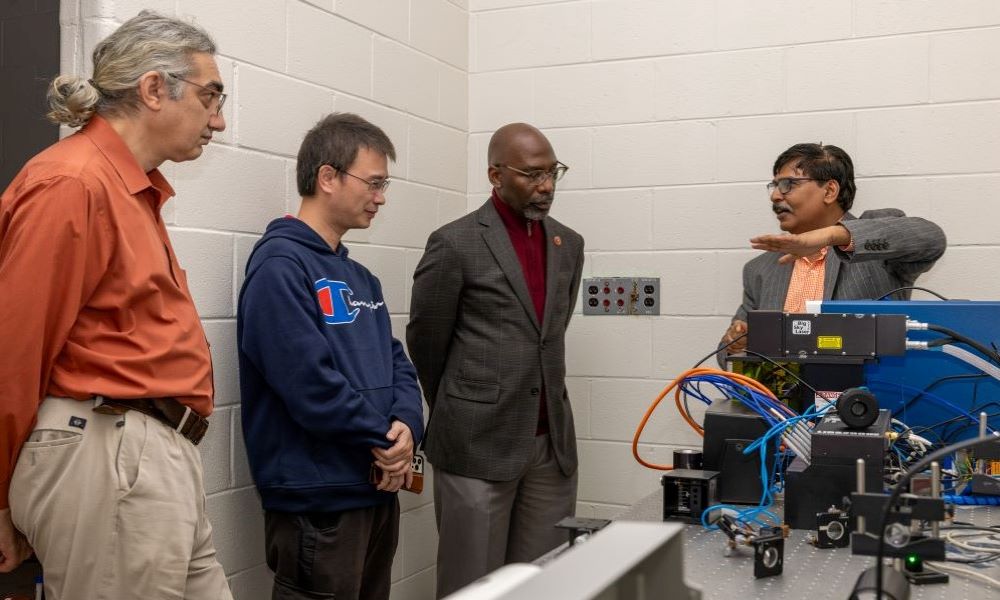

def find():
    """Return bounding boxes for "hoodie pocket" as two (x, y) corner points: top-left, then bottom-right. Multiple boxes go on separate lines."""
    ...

(309, 439), (372, 486)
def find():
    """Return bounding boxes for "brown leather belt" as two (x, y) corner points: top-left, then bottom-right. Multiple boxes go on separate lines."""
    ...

(93, 397), (209, 445)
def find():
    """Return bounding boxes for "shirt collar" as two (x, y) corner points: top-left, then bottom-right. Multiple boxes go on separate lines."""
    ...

(81, 115), (175, 208)
(799, 246), (828, 265)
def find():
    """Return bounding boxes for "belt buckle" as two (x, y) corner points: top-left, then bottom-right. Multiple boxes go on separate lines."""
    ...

(93, 396), (128, 415)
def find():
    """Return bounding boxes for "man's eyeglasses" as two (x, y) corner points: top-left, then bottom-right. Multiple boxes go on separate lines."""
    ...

(168, 73), (227, 115)
(766, 177), (823, 195)
(329, 165), (391, 193)
(497, 162), (569, 186)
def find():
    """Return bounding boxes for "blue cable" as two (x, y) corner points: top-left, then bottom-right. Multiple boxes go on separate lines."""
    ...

(680, 374), (796, 426)
(701, 435), (785, 531)
(702, 401), (837, 531)
(867, 379), (997, 436)
(687, 376), (828, 532)
(743, 401), (834, 459)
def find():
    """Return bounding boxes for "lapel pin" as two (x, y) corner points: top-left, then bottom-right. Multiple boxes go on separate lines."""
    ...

(553, 235), (562, 246)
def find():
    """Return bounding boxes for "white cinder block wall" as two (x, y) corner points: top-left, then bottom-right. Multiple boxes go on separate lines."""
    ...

(57, 0), (1000, 597)
(469, 0), (1000, 520)
(63, 1), (467, 598)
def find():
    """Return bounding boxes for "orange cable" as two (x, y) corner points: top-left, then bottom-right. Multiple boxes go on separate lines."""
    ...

(632, 368), (782, 471)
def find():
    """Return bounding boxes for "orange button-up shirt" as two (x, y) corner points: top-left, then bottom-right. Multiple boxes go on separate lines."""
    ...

(0, 116), (214, 508)
(783, 247), (828, 313)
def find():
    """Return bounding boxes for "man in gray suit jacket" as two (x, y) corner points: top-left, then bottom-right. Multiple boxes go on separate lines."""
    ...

(719, 143), (946, 364)
(407, 123), (584, 598)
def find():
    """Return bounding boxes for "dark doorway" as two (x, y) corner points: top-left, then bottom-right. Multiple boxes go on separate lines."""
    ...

(0, 0), (58, 594)
(1, 0), (60, 189)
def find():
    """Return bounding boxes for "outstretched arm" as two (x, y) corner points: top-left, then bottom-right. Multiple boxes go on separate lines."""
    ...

(750, 224), (852, 264)
(837, 215), (946, 282)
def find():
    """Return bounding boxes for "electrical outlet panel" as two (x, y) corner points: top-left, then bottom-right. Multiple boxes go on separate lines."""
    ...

(582, 277), (660, 316)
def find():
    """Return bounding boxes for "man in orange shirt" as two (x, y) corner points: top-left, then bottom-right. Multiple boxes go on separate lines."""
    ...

(719, 143), (946, 364)
(0, 11), (231, 599)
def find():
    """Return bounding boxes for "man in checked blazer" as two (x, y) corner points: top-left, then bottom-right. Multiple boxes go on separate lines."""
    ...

(719, 143), (946, 364)
(407, 123), (584, 598)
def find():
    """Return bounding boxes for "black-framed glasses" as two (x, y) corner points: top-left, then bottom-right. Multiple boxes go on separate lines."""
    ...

(328, 165), (391, 193)
(497, 161), (569, 186)
(168, 73), (227, 115)
(766, 177), (823, 195)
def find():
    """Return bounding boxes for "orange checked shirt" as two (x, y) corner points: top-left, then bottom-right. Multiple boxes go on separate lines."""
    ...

(782, 247), (829, 313)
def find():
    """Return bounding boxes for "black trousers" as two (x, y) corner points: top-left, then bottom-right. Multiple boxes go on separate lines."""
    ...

(265, 499), (400, 600)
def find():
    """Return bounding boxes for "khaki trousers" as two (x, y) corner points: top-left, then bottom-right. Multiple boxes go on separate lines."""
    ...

(9, 397), (232, 600)
(433, 435), (577, 599)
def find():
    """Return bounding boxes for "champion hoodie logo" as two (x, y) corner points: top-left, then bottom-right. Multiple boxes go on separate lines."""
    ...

(314, 278), (384, 325)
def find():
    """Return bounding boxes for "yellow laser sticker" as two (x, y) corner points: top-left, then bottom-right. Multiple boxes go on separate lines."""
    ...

(817, 336), (843, 350)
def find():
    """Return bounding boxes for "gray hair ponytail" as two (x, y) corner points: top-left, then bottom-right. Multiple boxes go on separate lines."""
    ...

(47, 76), (102, 128)
(47, 10), (216, 127)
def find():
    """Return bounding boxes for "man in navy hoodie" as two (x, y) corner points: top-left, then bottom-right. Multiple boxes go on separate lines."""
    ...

(238, 113), (424, 600)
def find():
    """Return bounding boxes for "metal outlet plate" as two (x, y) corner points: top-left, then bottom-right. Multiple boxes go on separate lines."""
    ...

(582, 277), (660, 315)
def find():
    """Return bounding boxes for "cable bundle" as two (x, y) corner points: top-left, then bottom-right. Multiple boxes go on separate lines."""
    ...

(633, 368), (800, 470)
(743, 399), (835, 465)
(632, 368), (829, 531)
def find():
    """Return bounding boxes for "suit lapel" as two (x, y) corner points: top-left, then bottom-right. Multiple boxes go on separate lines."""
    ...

(540, 220), (561, 339)
(823, 250), (842, 300)
(823, 212), (854, 300)
(480, 203), (541, 333)
(764, 259), (793, 309)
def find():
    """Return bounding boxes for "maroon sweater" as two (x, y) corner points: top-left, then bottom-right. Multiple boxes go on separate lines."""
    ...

(491, 192), (549, 435)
